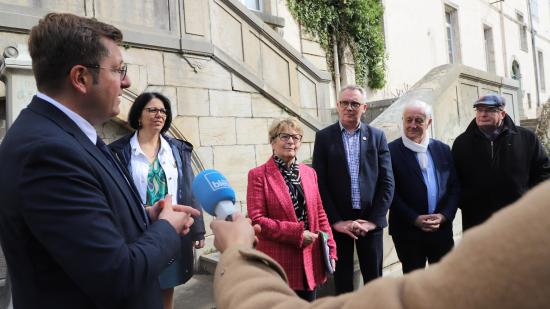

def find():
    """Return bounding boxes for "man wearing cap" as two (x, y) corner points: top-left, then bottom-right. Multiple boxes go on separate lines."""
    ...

(452, 93), (550, 230)
(388, 100), (459, 273)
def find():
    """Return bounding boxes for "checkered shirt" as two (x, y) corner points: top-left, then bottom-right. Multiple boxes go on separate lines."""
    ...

(341, 124), (361, 210)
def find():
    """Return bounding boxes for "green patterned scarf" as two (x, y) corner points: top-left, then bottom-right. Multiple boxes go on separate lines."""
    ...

(146, 157), (168, 206)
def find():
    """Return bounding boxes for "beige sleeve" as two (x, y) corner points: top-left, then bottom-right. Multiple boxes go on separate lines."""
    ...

(215, 181), (550, 309)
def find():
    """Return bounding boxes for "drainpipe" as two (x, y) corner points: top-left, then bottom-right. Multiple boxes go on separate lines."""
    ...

(498, 2), (508, 77)
(527, 0), (541, 106)
(332, 34), (341, 96)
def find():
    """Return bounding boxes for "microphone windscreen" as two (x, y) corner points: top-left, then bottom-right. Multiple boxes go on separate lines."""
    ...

(191, 169), (235, 216)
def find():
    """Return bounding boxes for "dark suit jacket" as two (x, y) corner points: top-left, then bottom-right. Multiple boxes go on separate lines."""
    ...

(312, 122), (394, 228)
(0, 97), (181, 309)
(388, 138), (459, 241)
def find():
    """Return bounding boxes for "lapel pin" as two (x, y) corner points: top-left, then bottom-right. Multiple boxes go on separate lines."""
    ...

(362, 136), (367, 141)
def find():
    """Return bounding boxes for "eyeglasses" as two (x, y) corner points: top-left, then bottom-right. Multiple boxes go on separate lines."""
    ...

(475, 107), (501, 114)
(83, 63), (128, 81)
(339, 100), (363, 110)
(278, 133), (303, 142)
(144, 107), (167, 116)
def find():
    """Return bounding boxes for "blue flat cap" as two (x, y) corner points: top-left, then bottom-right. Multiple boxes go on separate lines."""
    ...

(474, 94), (506, 108)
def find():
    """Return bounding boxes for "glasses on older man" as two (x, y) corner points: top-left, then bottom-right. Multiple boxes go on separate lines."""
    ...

(339, 100), (363, 110)
(278, 133), (303, 142)
(475, 107), (502, 114)
(83, 63), (128, 81)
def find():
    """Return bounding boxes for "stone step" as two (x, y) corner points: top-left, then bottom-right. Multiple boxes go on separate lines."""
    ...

(199, 250), (335, 297)
(199, 252), (220, 275)
(197, 250), (384, 298)
(520, 118), (538, 132)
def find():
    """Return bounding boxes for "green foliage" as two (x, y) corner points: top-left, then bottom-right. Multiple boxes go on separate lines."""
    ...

(536, 101), (550, 154)
(287, 0), (386, 89)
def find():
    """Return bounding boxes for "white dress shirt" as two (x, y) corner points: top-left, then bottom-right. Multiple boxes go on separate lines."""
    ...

(128, 133), (178, 205)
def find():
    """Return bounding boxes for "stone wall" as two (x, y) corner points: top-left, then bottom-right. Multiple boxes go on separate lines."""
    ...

(0, 0), (335, 261)
(0, 0), (333, 195)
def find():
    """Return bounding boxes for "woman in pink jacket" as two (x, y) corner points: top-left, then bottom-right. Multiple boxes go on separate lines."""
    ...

(247, 118), (337, 301)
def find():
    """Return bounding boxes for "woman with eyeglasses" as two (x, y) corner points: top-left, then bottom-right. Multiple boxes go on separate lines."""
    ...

(109, 92), (205, 309)
(246, 118), (337, 301)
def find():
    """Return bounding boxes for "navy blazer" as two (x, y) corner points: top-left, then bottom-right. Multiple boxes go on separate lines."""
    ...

(388, 137), (460, 240)
(312, 122), (394, 228)
(0, 97), (181, 309)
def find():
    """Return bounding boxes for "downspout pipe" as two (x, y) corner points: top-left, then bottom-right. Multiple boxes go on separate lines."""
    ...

(527, 0), (541, 106)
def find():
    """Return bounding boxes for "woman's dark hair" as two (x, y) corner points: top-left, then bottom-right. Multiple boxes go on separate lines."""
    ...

(128, 92), (173, 134)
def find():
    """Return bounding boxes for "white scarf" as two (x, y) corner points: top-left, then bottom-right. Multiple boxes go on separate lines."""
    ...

(402, 130), (430, 170)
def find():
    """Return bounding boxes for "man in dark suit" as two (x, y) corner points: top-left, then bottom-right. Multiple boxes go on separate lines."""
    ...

(0, 13), (199, 309)
(388, 100), (459, 274)
(312, 85), (394, 294)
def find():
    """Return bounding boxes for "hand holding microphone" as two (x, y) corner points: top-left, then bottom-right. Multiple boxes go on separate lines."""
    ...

(210, 212), (261, 253)
(192, 169), (236, 221)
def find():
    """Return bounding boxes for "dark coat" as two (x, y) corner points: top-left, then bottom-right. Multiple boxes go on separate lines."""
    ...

(109, 133), (205, 284)
(312, 122), (394, 227)
(452, 115), (550, 230)
(0, 97), (180, 309)
(388, 137), (460, 241)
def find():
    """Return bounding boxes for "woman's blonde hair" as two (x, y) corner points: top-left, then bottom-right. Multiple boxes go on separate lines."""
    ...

(268, 117), (304, 143)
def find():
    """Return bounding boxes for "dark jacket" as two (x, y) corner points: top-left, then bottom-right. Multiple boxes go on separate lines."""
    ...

(110, 133), (205, 283)
(452, 115), (550, 230)
(388, 137), (460, 240)
(0, 97), (180, 309)
(312, 122), (394, 228)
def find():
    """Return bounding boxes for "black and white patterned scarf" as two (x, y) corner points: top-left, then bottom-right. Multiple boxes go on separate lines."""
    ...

(273, 155), (308, 230)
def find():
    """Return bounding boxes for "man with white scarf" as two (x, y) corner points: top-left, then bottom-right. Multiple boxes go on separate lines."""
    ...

(387, 100), (460, 273)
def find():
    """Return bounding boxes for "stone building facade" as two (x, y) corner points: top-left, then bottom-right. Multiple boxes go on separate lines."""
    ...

(0, 0), (335, 204)
(376, 0), (550, 120)
(0, 0), (338, 259)
(0, 0), (526, 283)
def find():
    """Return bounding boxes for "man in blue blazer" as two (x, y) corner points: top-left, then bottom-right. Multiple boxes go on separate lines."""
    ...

(0, 13), (198, 309)
(388, 100), (459, 273)
(313, 85), (394, 294)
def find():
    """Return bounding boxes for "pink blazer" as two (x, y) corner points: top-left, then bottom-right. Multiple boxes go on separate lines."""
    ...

(247, 157), (337, 291)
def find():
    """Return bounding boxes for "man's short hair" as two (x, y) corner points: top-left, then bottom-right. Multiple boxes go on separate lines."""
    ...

(28, 13), (123, 93)
(403, 99), (433, 118)
(338, 85), (367, 104)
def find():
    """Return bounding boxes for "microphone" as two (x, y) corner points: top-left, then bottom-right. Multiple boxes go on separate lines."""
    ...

(191, 169), (236, 221)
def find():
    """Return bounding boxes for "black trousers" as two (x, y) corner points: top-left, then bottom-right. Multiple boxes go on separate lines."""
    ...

(333, 228), (383, 295)
(392, 232), (454, 274)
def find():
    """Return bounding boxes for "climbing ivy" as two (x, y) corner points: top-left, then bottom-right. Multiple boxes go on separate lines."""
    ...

(287, 0), (386, 89)
(536, 100), (550, 154)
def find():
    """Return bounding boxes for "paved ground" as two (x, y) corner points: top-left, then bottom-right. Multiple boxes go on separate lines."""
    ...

(174, 274), (215, 309)
(173, 273), (334, 309)
(172, 265), (404, 308)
